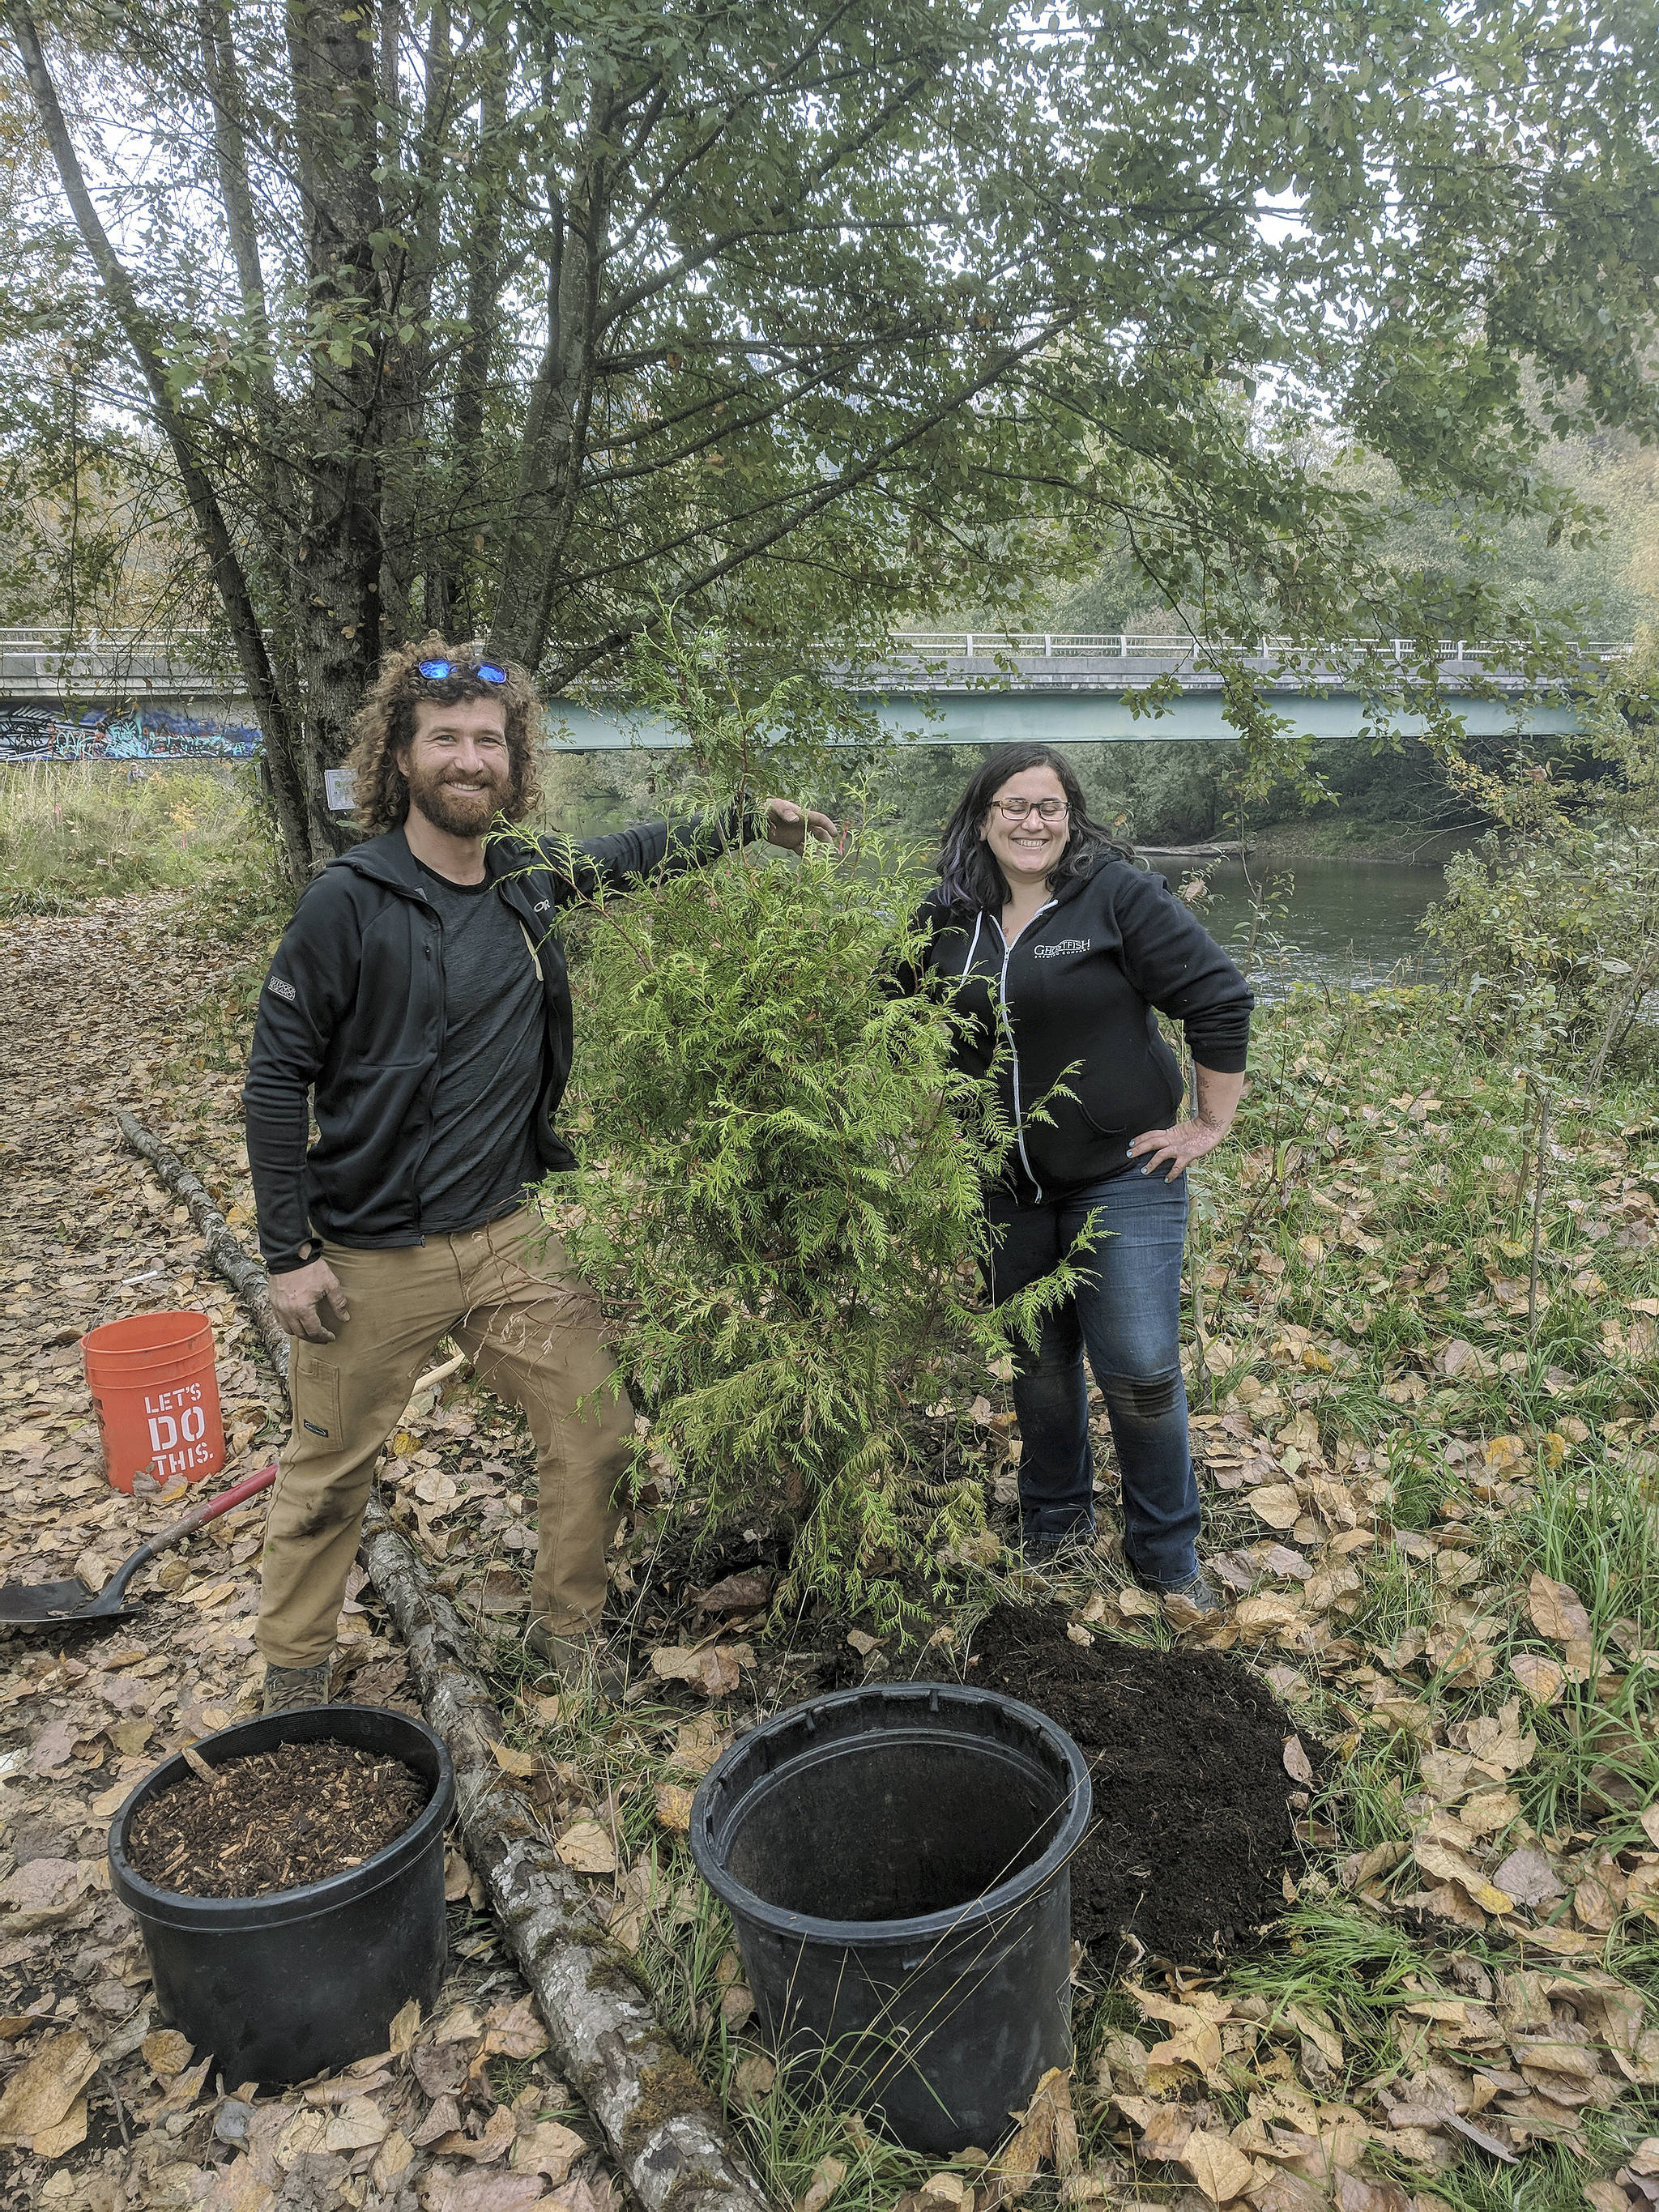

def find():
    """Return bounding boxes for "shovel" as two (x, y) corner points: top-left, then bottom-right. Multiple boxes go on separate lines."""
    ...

(0, 1460), (278, 1630)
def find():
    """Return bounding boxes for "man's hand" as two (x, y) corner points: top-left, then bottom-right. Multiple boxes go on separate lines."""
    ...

(761, 796), (842, 853)
(267, 1258), (351, 1345)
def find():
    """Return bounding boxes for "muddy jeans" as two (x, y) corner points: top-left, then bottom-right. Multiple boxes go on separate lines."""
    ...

(256, 1208), (633, 1670)
(983, 1171), (1199, 1588)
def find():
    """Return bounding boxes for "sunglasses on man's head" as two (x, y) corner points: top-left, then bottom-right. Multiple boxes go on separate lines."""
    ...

(416, 658), (508, 685)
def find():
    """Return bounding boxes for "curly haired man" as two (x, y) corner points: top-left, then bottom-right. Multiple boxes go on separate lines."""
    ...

(244, 637), (835, 1714)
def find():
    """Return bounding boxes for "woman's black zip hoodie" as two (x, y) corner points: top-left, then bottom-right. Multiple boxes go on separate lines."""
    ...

(908, 853), (1253, 1201)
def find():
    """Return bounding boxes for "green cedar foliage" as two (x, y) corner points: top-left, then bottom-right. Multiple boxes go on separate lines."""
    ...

(552, 625), (1077, 1630)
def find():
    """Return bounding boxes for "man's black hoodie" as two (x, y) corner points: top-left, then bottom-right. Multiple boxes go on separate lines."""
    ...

(242, 808), (750, 1272)
(910, 853), (1253, 1201)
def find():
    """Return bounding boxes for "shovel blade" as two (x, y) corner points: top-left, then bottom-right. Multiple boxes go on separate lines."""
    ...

(0, 1577), (133, 1627)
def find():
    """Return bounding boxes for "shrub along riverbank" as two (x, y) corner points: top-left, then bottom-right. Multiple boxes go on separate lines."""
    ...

(0, 761), (258, 918)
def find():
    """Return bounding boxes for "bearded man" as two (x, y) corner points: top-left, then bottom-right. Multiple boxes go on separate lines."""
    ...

(244, 637), (834, 1714)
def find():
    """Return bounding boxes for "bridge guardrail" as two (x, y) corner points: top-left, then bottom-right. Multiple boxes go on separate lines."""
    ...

(0, 624), (1633, 697)
(879, 632), (1630, 663)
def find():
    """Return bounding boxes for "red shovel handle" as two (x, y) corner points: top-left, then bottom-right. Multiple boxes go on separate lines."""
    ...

(162, 1460), (279, 1546)
(102, 1462), (279, 1609)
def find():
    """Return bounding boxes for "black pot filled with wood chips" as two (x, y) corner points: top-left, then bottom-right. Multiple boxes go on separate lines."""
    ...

(109, 1703), (454, 2086)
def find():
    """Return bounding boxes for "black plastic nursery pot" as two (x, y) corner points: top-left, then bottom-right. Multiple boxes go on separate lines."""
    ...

(689, 1681), (1091, 2154)
(109, 1703), (454, 2087)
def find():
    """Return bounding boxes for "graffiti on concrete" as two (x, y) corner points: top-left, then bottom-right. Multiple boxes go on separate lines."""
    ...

(0, 701), (262, 762)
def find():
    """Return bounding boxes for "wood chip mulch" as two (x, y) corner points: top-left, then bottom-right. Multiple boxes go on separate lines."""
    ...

(126, 1739), (430, 1897)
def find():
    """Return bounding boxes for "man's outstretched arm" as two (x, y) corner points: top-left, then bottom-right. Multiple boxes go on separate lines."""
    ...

(539, 797), (839, 904)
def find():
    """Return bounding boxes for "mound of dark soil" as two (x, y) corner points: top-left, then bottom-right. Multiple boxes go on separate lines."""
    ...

(966, 1605), (1299, 1965)
(127, 1739), (429, 1899)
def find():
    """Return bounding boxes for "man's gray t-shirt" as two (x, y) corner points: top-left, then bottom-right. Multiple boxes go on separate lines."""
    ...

(413, 861), (544, 1233)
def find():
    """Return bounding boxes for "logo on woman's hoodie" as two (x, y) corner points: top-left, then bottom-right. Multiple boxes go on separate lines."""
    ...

(1033, 938), (1090, 959)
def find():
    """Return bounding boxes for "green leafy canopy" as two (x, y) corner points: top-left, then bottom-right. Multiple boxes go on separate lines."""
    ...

(3, 0), (1658, 873)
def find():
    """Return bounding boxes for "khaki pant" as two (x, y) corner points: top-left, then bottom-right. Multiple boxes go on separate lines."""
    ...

(256, 1208), (633, 1669)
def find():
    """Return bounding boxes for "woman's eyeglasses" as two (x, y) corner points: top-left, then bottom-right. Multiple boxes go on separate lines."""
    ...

(991, 796), (1068, 822)
(417, 658), (508, 685)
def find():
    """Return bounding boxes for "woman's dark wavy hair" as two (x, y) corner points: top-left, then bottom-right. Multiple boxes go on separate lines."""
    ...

(936, 744), (1129, 910)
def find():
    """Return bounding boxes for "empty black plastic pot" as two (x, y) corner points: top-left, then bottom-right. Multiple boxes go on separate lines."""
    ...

(689, 1681), (1090, 2153)
(109, 1703), (454, 2086)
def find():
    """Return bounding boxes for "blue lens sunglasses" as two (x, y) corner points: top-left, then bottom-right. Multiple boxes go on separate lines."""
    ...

(417, 658), (508, 684)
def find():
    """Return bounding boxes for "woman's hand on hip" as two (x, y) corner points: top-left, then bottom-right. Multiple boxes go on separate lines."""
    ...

(1130, 1063), (1247, 1179)
(1128, 1118), (1228, 1182)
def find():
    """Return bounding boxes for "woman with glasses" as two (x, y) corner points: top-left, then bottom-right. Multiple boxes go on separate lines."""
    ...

(910, 744), (1252, 1609)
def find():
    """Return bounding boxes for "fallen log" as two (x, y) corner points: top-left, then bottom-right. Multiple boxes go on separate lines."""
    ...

(113, 1110), (775, 2212)
(114, 1110), (291, 1388)
(359, 1499), (773, 2212)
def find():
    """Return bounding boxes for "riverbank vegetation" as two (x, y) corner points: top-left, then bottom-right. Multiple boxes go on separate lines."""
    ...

(0, 761), (256, 918)
(433, 971), (1659, 2212)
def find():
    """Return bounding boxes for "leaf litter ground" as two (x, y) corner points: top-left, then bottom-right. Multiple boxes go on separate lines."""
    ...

(0, 895), (620, 2212)
(6, 884), (1659, 2212)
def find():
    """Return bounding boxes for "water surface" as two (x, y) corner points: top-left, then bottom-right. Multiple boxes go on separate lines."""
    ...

(1166, 856), (1447, 996)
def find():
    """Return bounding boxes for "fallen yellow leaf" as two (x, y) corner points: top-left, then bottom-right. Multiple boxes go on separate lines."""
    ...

(511, 2119), (585, 2182)
(1248, 1483), (1302, 1529)
(655, 1783), (695, 1832)
(1234, 1595), (1301, 1633)
(141, 2028), (194, 2080)
(31, 2093), (87, 2160)
(1179, 2128), (1256, 2204)
(557, 1819), (618, 1876)
(0, 2031), (98, 2145)
(1527, 1571), (1590, 1643)
(1512, 1652), (1563, 1704)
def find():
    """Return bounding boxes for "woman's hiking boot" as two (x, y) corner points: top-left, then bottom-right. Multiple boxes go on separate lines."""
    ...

(262, 1660), (333, 1714)
(526, 1623), (629, 1703)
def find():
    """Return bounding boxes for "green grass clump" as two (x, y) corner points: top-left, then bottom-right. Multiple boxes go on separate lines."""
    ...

(0, 761), (260, 916)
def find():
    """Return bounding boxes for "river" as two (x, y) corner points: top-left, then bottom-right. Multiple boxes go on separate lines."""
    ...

(1164, 856), (1447, 996)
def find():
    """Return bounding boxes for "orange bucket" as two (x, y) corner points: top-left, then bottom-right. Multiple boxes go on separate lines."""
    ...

(82, 1311), (225, 1495)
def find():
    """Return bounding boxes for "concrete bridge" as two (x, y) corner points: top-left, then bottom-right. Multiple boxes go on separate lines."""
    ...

(0, 626), (1618, 761)
(557, 632), (1610, 750)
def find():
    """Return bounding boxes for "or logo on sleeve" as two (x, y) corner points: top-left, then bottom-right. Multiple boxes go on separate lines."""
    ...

(1033, 938), (1091, 959)
(267, 976), (297, 1003)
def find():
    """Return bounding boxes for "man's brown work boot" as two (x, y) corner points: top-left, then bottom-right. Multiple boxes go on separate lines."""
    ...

(262, 1661), (333, 1715)
(525, 1624), (628, 1704)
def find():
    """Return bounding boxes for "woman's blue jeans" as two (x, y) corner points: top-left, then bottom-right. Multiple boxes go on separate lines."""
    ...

(983, 1171), (1200, 1589)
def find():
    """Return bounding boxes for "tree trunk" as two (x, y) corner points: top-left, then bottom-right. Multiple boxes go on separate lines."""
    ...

(376, 0), (450, 650)
(439, 29), (506, 637)
(6, 2), (309, 874)
(488, 98), (613, 668)
(284, 0), (393, 860)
